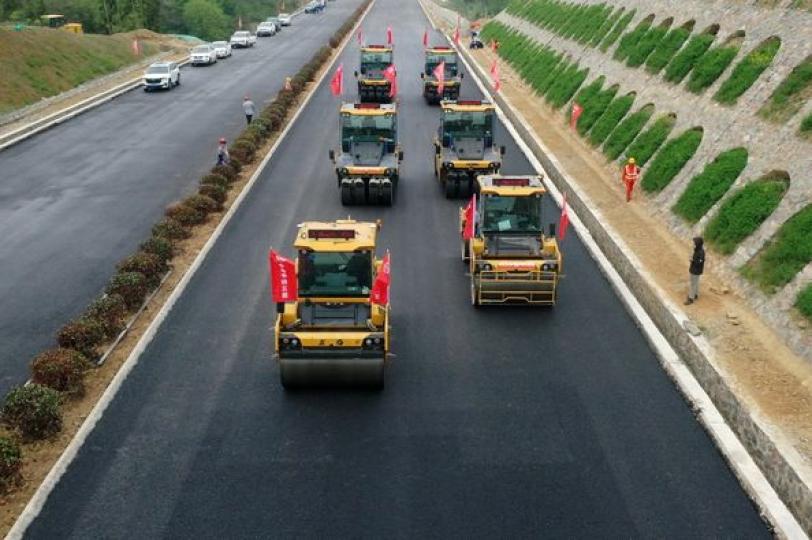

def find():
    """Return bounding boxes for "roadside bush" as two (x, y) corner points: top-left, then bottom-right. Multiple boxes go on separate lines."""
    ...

(227, 156), (243, 173)
(2, 385), (62, 441)
(85, 294), (128, 338)
(673, 147), (748, 222)
(106, 271), (149, 310)
(201, 173), (229, 190)
(183, 194), (218, 218)
(0, 437), (22, 494)
(686, 45), (739, 93)
(152, 218), (191, 241)
(603, 104), (654, 159)
(714, 37), (780, 104)
(600, 10), (635, 52)
(31, 348), (91, 396)
(589, 93), (635, 146)
(627, 22), (670, 67)
(211, 163), (237, 182)
(759, 55), (812, 121)
(645, 26), (690, 74)
(801, 114), (812, 137)
(199, 184), (227, 210)
(742, 204), (812, 292)
(624, 113), (676, 165)
(141, 236), (175, 264)
(577, 85), (618, 135)
(56, 317), (104, 359)
(796, 284), (812, 321)
(117, 252), (166, 287)
(229, 139), (256, 163)
(664, 33), (715, 83)
(166, 201), (205, 227)
(705, 175), (788, 254)
(641, 127), (703, 192)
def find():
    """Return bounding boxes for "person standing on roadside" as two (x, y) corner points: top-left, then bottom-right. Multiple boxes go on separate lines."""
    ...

(216, 137), (229, 166)
(685, 237), (705, 305)
(242, 95), (256, 125)
(622, 156), (640, 202)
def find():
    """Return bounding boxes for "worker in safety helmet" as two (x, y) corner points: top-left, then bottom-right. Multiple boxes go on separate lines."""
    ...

(622, 156), (640, 202)
(216, 137), (230, 166)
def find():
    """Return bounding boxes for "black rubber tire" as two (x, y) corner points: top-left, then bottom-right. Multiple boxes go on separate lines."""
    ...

(176, 75), (181, 86)
(444, 177), (456, 199)
(470, 276), (480, 307)
(340, 182), (353, 206)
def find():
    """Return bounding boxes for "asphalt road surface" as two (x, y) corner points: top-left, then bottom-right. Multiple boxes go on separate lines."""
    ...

(0, 1), (364, 395)
(25, 0), (770, 537)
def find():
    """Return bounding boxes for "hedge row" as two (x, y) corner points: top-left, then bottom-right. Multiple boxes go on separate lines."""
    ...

(576, 82), (618, 135)
(0, 0), (372, 492)
(686, 45), (739, 93)
(663, 33), (715, 83)
(759, 55), (812, 121)
(645, 26), (690, 74)
(626, 20), (671, 68)
(704, 174), (788, 254)
(603, 104), (654, 160)
(672, 147), (748, 223)
(614, 17), (652, 62)
(641, 127), (703, 192)
(507, 0), (619, 48)
(624, 113), (676, 166)
(600, 9), (635, 52)
(714, 37), (780, 104)
(588, 92), (635, 146)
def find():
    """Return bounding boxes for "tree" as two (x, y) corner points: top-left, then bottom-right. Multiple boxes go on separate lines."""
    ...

(183, 0), (228, 41)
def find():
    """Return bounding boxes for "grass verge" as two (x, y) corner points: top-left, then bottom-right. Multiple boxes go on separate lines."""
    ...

(641, 127), (703, 192)
(714, 37), (781, 104)
(759, 55), (812, 122)
(603, 103), (654, 159)
(645, 26), (690, 74)
(624, 112), (676, 166)
(686, 45), (739, 93)
(663, 33), (714, 83)
(797, 285), (812, 322)
(588, 92), (635, 146)
(672, 147), (748, 222)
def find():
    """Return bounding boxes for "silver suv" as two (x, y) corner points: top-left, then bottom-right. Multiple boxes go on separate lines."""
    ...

(143, 62), (180, 91)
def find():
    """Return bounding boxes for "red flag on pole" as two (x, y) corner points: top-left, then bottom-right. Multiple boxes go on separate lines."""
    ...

(383, 64), (397, 98)
(570, 103), (583, 130)
(453, 25), (460, 45)
(490, 59), (501, 92)
(558, 193), (570, 240)
(386, 25), (393, 46)
(462, 194), (476, 240)
(330, 63), (343, 97)
(131, 38), (141, 56)
(268, 250), (298, 303)
(370, 252), (391, 305)
(422, 28), (428, 48)
(356, 28), (364, 45)
(433, 61), (445, 97)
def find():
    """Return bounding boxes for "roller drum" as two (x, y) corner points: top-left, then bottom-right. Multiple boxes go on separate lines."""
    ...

(280, 355), (385, 390)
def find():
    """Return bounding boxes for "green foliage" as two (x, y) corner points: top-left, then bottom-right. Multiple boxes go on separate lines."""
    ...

(614, 19), (650, 61)
(760, 55), (812, 121)
(673, 147), (748, 222)
(624, 114), (676, 166)
(85, 294), (128, 338)
(801, 114), (812, 136)
(56, 317), (105, 358)
(715, 37), (780, 104)
(600, 10), (635, 52)
(705, 176), (788, 254)
(182, 0), (230, 41)
(626, 23), (670, 68)
(796, 284), (812, 321)
(106, 271), (149, 310)
(645, 27), (690, 74)
(577, 84), (618, 135)
(603, 104), (654, 159)
(0, 437), (22, 494)
(2, 384), (62, 441)
(664, 33), (715, 83)
(686, 45), (739, 93)
(449, 0), (510, 19)
(117, 251), (166, 287)
(546, 64), (589, 108)
(589, 93), (635, 146)
(199, 184), (227, 210)
(31, 348), (91, 396)
(140, 236), (175, 263)
(152, 218), (191, 241)
(166, 201), (206, 226)
(641, 128), (703, 192)
(742, 205), (812, 292)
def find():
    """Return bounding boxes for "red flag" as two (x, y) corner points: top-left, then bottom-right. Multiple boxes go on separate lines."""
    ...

(433, 60), (445, 97)
(356, 28), (363, 45)
(490, 59), (501, 92)
(422, 29), (428, 47)
(370, 252), (391, 305)
(330, 63), (343, 97)
(383, 64), (397, 98)
(570, 103), (583, 130)
(386, 25), (393, 46)
(462, 194), (476, 240)
(269, 250), (298, 303)
(453, 25), (460, 45)
(558, 193), (570, 241)
(131, 39), (141, 56)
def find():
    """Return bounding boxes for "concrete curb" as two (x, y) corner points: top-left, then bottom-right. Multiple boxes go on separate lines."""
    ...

(428, 5), (812, 534)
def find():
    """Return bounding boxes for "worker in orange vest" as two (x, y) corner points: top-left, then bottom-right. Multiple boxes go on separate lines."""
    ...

(622, 157), (640, 202)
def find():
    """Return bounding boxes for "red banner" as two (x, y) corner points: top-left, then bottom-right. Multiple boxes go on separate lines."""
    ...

(490, 59), (501, 92)
(269, 250), (298, 303)
(570, 103), (583, 130)
(433, 61), (445, 97)
(558, 193), (570, 241)
(383, 64), (398, 98)
(386, 25), (393, 46)
(371, 252), (391, 305)
(453, 16), (461, 44)
(422, 29), (428, 47)
(330, 63), (343, 97)
(462, 194), (476, 240)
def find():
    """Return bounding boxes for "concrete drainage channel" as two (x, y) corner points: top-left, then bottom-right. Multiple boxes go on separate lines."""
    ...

(418, 0), (812, 536)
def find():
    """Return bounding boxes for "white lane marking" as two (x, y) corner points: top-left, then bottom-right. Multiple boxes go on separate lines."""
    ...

(5, 2), (377, 537)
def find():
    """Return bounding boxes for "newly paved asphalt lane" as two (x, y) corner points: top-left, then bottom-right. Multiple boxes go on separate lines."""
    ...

(0, 2), (364, 394)
(26, 0), (770, 537)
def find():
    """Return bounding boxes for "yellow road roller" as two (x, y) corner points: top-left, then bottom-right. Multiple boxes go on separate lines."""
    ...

(272, 219), (391, 389)
(461, 175), (562, 306)
(420, 46), (463, 104)
(355, 45), (394, 103)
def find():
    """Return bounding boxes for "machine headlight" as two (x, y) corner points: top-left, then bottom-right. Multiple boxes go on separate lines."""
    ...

(363, 336), (384, 350)
(443, 161), (452, 170)
(542, 262), (558, 272)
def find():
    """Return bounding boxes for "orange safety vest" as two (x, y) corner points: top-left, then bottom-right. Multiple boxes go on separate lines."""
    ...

(623, 164), (640, 183)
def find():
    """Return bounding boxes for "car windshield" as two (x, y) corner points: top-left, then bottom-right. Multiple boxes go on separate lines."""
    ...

(481, 195), (543, 233)
(147, 65), (169, 74)
(193, 46), (210, 53)
(267, 17), (279, 22)
(361, 50), (392, 72)
(259, 23), (271, 27)
(280, 13), (289, 17)
(298, 251), (372, 297)
(443, 109), (494, 139)
(425, 53), (458, 75)
(234, 31), (249, 37)
(341, 113), (395, 144)
(213, 41), (226, 47)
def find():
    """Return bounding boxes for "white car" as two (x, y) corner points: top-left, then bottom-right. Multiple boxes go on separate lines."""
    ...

(256, 22), (276, 36)
(266, 17), (281, 32)
(143, 62), (180, 91)
(278, 13), (292, 26)
(191, 44), (217, 65)
(230, 30), (256, 48)
(212, 41), (232, 58)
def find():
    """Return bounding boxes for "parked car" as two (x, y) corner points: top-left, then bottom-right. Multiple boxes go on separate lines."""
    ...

(212, 41), (232, 58)
(265, 17), (281, 32)
(305, 1), (324, 13)
(143, 62), (180, 91)
(191, 44), (217, 65)
(278, 13), (292, 26)
(230, 30), (256, 48)
(257, 21), (277, 36)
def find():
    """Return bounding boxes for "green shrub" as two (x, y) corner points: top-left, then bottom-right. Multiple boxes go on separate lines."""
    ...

(229, 139), (256, 163)
(715, 37), (780, 104)
(0, 437), (22, 494)
(624, 113), (676, 165)
(571, 75), (605, 118)
(705, 176), (788, 254)
(85, 294), (128, 338)
(199, 184), (227, 210)
(56, 317), (105, 359)
(742, 205), (812, 292)
(589, 93), (635, 146)
(106, 271), (149, 310)
(140, 236), (175, 263)
(117, 252), (165, 287)
(228, 156), (243, 173)
(590, 7), (623, 47)
(577, 85), (618, 135)
(201, 173), (229, 190)
(664, 33), (715, 83)
(210, 164), (237, 182)
(152, 218), (190, 241)
(614, 20), (651, 61)
(547, 65), (589, 109)
(600, 10), (635, 52)
(2, 384), (62, 441)
(686, 45), (739, 93)
(627, 23), (670, 67)
(796, 284), (812, 321)
(759, 55), (812, 121)
(801, 114), (812, 136)
(183, 194), (218, 217)
(641, 128), (703, 192)
(165, 201), (205, 227)
(645, 27), (690, 74)
(31, 348), (91, 396)
(603, 104), (654, 159)
(673, 147), (748, 222)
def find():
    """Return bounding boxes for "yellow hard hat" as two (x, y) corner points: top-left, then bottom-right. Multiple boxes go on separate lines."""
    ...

(628, 157), (636, 165)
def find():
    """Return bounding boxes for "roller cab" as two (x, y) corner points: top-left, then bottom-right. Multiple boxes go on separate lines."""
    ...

(460, 175), (562, 306)
(420, 47), (462, 104)
(434, 100), (504, 199)
(356, 45), (393, 103)
(329, 103), (403, 206)
(273, 220), (391, 389)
